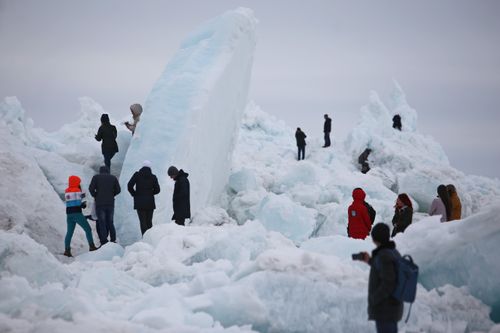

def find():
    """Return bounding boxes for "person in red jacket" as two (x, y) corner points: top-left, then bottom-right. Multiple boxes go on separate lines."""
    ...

(348, 188), (372, 239)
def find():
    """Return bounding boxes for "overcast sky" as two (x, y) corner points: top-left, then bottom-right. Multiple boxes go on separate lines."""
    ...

(1, 0), (499, 178)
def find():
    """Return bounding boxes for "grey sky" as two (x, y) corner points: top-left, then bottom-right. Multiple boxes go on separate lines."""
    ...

(1, 0), (499, 178)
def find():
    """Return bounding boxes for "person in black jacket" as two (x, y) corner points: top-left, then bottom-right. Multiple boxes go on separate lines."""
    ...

(323, 114), (332, 147)
(392, 114), (402, 131)
(89, 166), (121, 245)
(167, 166), (190, 226)
(128, 160), (161, 235)
(295, 127), (307, 160)
(391, 193), (413, 238)
(360, 223), (403, 333)
(358, 148), (372, 174)
(95, 114), (119, 170)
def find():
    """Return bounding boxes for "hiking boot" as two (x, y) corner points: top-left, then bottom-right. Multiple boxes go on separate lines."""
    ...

(89, 243), (98, 251)
(63, 248), (72, 257)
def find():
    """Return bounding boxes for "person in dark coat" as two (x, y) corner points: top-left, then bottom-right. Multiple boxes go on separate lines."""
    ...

(295, 127), (307, 160)
(323, 114), (332, 147)
(392, 114), (402, 131)
(358, 148), (372, 174)
(89, 166), (121, 245)
(360, 223), (404, 333)
(95, 114), (119, 170)
(128, 160), (161, 235)
(167, 166), (190, 226)
(391, 193), (413, 237)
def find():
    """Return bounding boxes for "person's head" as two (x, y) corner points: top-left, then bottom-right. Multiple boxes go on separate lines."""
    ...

(68, 175), (81, 188)
(437, 184), (452, 219)
(167, 166), (179, 180)
(100, 114), (110, 125)
(99, 166), (110, 174)
(371, 223), (390, 246)
(396, 193), (413, 209)
(446, 184), (457, 196)
(324, 114), (328, 119)
(130, 103), (143, 117)
(352, 187), (366, 201)
(297, 127), (301, 131)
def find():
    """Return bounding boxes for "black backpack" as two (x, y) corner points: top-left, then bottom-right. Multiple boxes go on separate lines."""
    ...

(364, 202), (376, 224)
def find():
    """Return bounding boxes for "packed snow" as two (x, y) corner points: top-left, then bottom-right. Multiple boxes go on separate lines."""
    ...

(1, 6), (500, 333)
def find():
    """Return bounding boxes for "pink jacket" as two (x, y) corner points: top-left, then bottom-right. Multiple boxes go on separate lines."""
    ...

(429, 197), (447, 222)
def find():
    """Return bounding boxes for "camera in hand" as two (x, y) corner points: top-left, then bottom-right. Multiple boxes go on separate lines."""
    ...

(352, 252), (364, 261)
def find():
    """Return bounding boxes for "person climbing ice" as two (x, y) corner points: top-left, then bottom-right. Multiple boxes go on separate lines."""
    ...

(95, 114), (119, 170)
(392, 114), (402, 131)
(124, 103), (143, 135)
(358, 148), (372, 174)
(168, 166), (191, 226)
(63, 175), (97, 257)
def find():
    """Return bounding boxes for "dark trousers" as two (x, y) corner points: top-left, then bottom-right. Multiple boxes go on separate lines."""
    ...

(96, 205), (116, 245)
(175, 218), (185, 226)
(376, 321), (397, 333)
(137, 209), (154, 235)
(324, 132), (331, 147)
(297, 146), (305, 160)
(102, 151), (116, 169)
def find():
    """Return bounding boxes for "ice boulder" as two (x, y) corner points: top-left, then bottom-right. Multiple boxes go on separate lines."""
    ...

(115, 8), (257, 245)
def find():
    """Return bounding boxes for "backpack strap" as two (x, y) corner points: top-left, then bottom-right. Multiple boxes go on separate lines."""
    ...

(405, 302), (413, 323)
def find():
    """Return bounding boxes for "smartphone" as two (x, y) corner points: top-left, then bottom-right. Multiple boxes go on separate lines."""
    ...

(352, 253), (364, 261)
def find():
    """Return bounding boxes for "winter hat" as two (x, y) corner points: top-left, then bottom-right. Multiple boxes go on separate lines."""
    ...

(143, 160), (152, 168)
(167, 166), (179, 177)
(130, 104), (143, 116)
(371, 223), (390, 244)
(100, 114), (110, 124)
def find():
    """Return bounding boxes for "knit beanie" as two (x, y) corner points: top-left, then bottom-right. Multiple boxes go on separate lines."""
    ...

(371, 223), (390, 244)
(143, 160), (152, 168)
(167, 166), (179, 177)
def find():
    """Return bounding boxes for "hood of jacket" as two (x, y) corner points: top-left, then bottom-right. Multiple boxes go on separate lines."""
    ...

(177, 169), (189, 179)
(66, 175), (81, 192)
(139, 166), (152, 176)
(100, 114), (110, 124)
(352, 188), (366, 201)
(99, 166), (110, 174)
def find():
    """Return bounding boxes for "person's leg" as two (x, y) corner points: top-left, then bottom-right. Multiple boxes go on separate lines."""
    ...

(137, 210), (147, 235)
(75, 213), (95, 246)
(106, 206), (116, 242)
(326, 132), (331, 146)
(103, 152), (111, 169)
(64, 215), (77, 250)
(175, 218), (185, 226)
(96, 206), (108, 245)
(145, 210), (154, 232)
(297, 147), (300, 160)
(301, 146), (305, 160)
(375, 321), (398, 333)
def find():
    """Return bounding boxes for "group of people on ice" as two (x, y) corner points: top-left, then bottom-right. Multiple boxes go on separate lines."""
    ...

(63, 105), (191, 257)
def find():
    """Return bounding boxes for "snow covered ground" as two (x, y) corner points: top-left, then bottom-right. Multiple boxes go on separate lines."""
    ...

(1, 7), (500, 333)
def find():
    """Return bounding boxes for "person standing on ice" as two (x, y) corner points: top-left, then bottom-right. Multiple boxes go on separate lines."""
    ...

(89, 166), (121, 245)
(124, 103), (143, 135)
(429, 184), (451, 222)
(95, 114), (119, 170)
(168, 166), (191, 226)
(295, 127), (307, 160)
(391, 193), (413, 237)
(322, 114), (332, 147)
(392, 114), (402, 131)
(348, 188), (373, 239)
(446, 184), (462, 221)
(64, 175), (97, 257)
(359, 223), (404, 333)
(127, 160), (161, 235)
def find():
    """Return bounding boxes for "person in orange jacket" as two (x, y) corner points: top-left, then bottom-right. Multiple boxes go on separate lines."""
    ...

(447, 184), (462, 221)
(348, 187), (373, 239)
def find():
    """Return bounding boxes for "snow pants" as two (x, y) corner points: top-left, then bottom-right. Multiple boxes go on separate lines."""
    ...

(376, 321), (397, 333)
(65, 213), (94, 249)
(324, 132), (331, 147)
(297, 146), (305, 160)
(102, 151), (116, 170)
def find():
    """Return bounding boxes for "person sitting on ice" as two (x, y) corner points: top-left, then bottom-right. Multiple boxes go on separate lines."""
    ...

(392, 114), (402, 131)
(64, 175), (97, 257)
(347, 187), (373, 239)
(168, 166), (191, 226)
(446, 184), (462, 221)
(124, 103), (143, 135)
(295, 127), (307, 160)
(391, 193), (413, 237)
(429, 184), (451, 222)
(128, 160), (161, 235)
(358, 148), (372, 174)
(95, 114), (119, 170)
